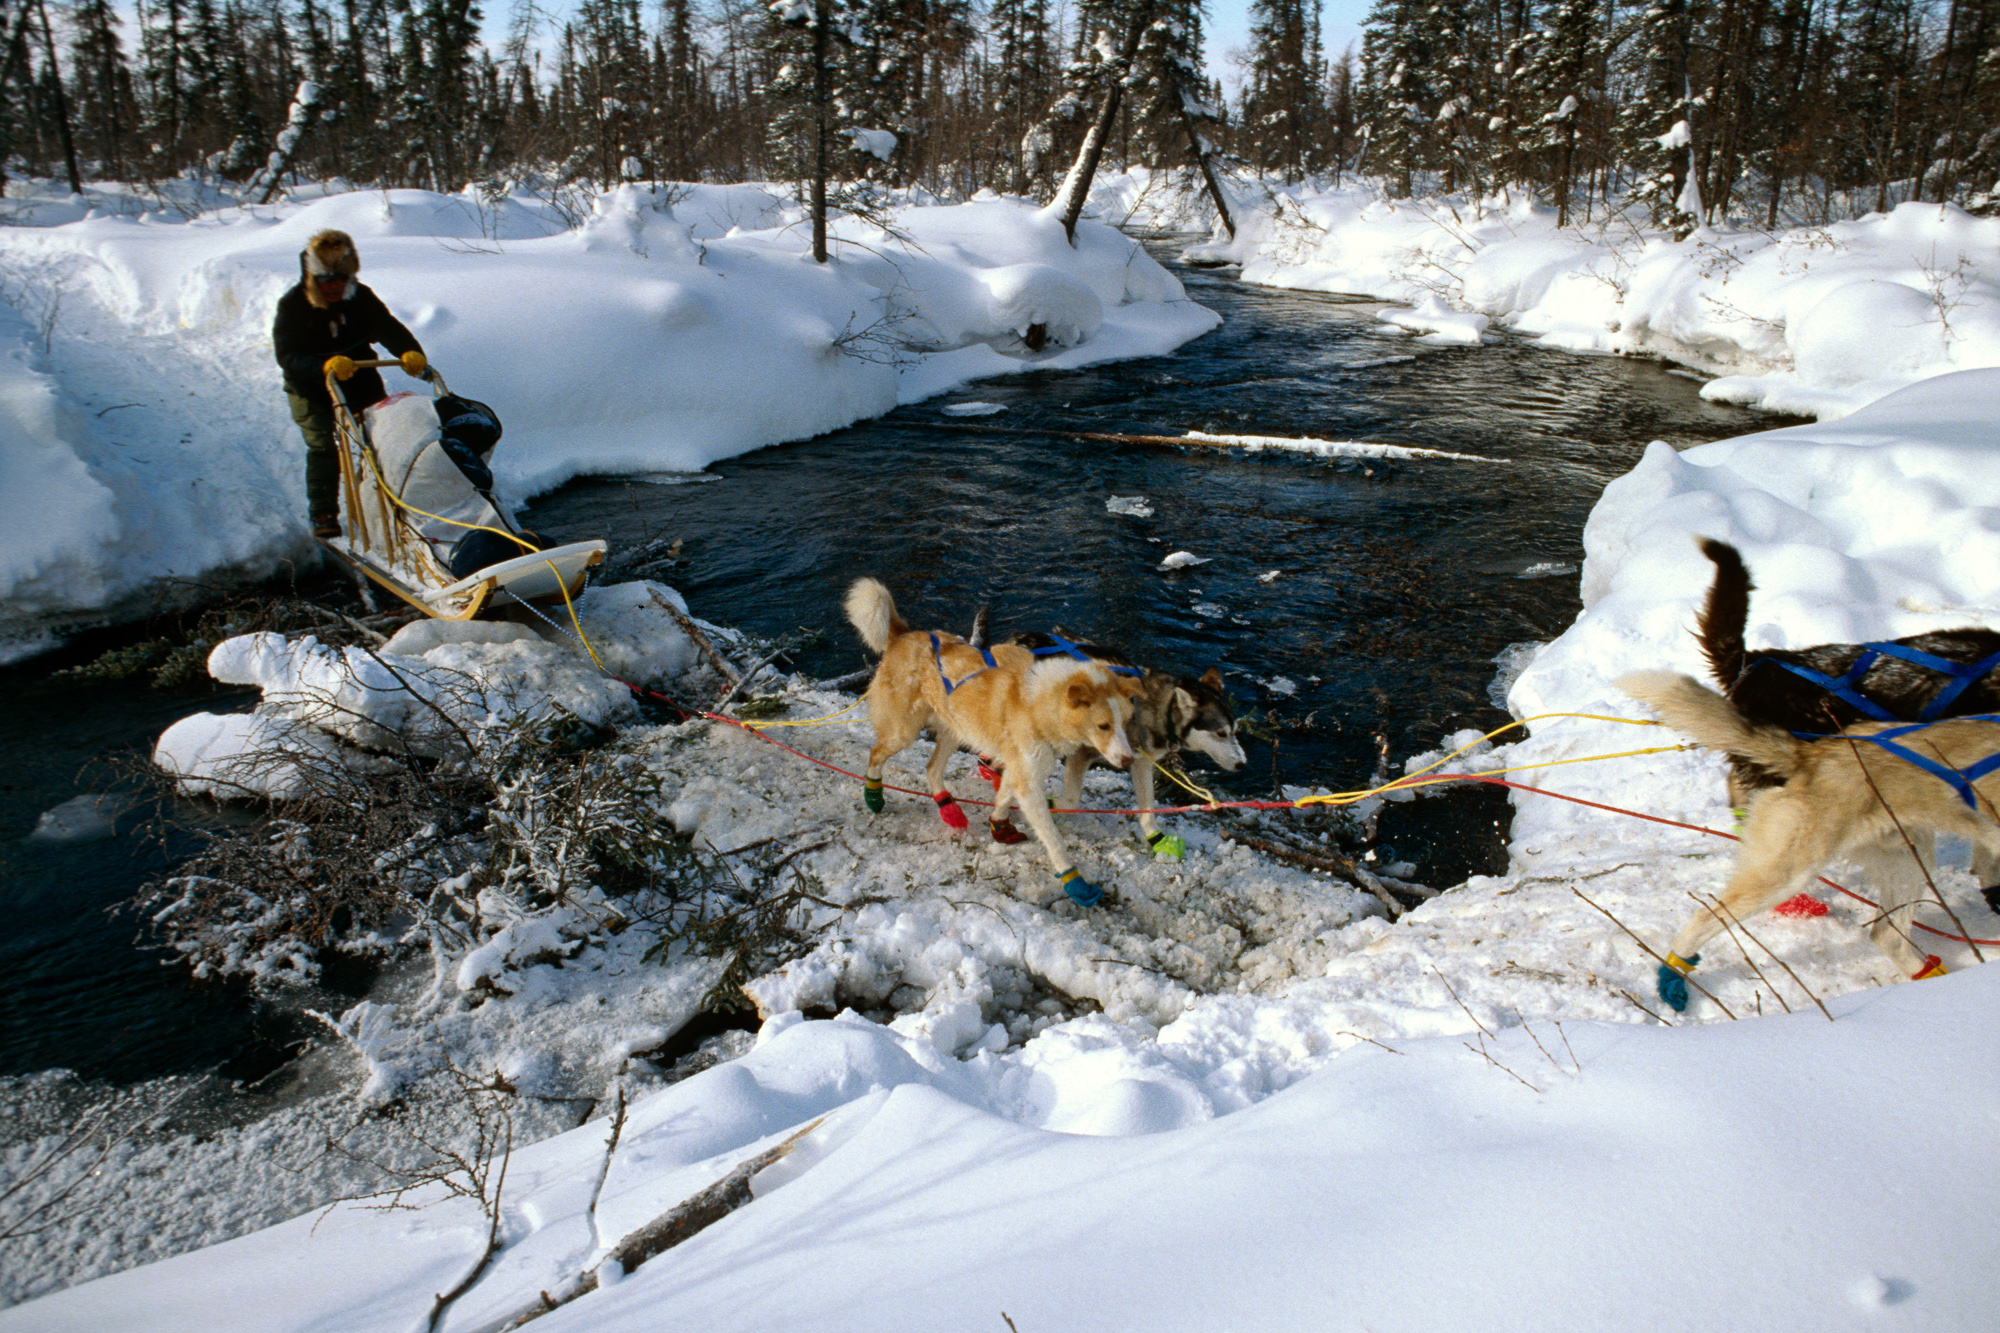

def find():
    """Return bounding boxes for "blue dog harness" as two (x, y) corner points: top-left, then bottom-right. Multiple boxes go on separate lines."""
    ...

(1761, 642), (2000, 723)
(1791, 713), (2000, 810)
(1029, 632), (1146, 678)
(930, 632), (997, 695)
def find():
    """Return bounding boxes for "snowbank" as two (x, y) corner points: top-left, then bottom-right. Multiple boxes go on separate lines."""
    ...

(0, 181), (1217, 660)
(1191, 182), (2000, 422)
(152, 581), (711, 795)
(1500, 367), (2000, 887)
(12, 964), (1997, 1332)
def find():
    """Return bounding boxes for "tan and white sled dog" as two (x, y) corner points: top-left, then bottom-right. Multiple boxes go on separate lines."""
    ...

(845, 578), (1143, 906)
(1620, 669), (2000, 1010)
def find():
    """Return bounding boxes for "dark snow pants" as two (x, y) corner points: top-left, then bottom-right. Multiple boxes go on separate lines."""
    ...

(287, 387), (339, 520)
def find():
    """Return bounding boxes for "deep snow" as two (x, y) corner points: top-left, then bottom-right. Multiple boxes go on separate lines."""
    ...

(0, 179), (1217, 661)
(1165, 175), (2000, 421)
(4, 179), (1999, 1327)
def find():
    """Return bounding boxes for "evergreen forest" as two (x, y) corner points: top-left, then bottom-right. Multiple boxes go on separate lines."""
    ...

(5, 0), (1999, 229)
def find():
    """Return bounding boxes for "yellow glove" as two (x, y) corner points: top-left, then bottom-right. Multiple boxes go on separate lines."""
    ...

(324, 355), (357, 381)
(400, 350), (427, 377)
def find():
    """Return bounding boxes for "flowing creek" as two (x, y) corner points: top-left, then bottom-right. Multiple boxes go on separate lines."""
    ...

(0, 243), (1776, 1085)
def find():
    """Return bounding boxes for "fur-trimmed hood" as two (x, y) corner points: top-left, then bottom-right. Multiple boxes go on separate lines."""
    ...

(300, 229), (360, 308)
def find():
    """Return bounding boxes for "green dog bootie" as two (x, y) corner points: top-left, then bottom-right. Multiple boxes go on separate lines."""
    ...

(863, 776), (884, 813)
(1146, 830), (1186, 861)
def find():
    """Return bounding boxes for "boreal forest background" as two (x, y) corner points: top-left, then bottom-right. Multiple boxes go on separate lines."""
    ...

(5, 0), (2000, 231)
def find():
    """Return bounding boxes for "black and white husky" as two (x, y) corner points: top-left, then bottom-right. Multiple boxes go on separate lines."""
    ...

(998, 633), (1246, 855)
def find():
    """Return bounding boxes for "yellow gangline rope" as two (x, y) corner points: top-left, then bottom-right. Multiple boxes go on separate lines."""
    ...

(738, 699), (864, 729)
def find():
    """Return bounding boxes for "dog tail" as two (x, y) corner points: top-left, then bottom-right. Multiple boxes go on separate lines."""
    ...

(1694, 537), (1751, 689)
(844, 578), (907, 654)
(1618, 670), (1804, 778)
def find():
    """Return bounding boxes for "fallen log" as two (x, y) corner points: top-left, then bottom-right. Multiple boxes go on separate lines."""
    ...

(880, 418), (1506, 463)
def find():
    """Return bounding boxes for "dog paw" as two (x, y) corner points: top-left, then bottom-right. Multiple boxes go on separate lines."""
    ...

(1057, 868), (1104, 908)
(1656, 952), (1699, 1012)
(863, 778), (884, 814)
(933, 792), (969, 830)
(1146, 831), (1185, 861)
(988, 818), (1028, 845)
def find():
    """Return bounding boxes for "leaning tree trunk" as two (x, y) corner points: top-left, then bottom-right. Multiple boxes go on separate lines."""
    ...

(1054, 7), (1150, 245)
(1163, 61), (1233, 239)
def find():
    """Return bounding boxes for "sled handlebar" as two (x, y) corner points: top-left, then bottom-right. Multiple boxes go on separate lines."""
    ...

(325, 358), (450, 404)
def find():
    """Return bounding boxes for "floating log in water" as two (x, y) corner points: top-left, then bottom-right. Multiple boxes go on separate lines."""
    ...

(883, 417), (1508, 464)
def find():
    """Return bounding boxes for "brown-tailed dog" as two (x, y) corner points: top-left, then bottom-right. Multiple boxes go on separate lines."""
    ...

(1620, 669), (2000, 1010)
(1695, 538), (2000, 803)
(845, 579), (1142, 906)
(1694, 537), (2000, 898)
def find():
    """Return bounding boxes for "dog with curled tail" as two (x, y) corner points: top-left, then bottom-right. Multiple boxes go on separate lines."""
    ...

(845, 578), (1142, 907)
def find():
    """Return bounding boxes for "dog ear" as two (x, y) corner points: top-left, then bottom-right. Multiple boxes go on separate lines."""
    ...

(1200, 666), (1224, 691)
(1172, 686), (1197, 725)
(1066, 678), (1095, 708)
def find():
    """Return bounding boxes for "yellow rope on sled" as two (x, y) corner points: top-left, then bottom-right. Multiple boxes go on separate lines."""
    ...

(356, 446), (607, 672)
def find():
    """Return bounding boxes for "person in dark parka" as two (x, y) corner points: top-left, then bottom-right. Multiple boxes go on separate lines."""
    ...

(273, 229), (427, 537)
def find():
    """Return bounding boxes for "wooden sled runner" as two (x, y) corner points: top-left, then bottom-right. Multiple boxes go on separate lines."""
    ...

(316, 358), (606, 620)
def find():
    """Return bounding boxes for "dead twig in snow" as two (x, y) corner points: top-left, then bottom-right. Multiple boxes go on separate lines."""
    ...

(1217, 828), (1413, 919)
(1572, 888), (1737, 1019)
(1337, 1031), (1405, 1055)
(1616, 987), (1675, 1026)
(647, 587), (741, 688)
(1700, 892), (1834, 1022)
(716, 643), (790, 711)
(1696, 890), (1791, 1015)
(1432, 966), (1540, 1093)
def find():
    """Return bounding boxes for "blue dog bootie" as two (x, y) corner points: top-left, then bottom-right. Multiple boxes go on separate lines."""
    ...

(1657, 952), (1700, 1012)
(1057, 867), (1104, 908)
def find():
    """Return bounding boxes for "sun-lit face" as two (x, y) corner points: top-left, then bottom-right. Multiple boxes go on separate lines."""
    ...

(1066, 672), (1138, 767)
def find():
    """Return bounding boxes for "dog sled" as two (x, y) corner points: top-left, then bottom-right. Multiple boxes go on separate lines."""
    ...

(318, 359), (606, 620)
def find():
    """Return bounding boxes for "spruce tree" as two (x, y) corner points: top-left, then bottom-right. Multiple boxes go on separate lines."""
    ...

(70, 0), (143, 177)
(1515, 0), (1602, 223)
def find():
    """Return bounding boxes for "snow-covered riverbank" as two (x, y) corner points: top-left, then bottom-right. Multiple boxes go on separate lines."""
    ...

(8, 366), (2000, 1324)
(4, 179), (1999, 1327)
(1128, 174), (2000, 423)
(0, 179), (1217, 662)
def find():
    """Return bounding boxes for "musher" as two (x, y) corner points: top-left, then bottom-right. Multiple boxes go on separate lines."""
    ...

(272, 229), (427, 538)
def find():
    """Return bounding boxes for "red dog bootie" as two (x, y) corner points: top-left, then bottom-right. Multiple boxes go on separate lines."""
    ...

(988, 817), (1028, 844)
(933, 791), (969, 830)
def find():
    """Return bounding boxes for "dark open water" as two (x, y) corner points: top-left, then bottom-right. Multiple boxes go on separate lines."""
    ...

(0, 245), (1772, 1083)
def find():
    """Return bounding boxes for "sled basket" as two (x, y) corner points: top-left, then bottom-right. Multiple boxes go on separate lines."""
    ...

(317, 359), (606, 620)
